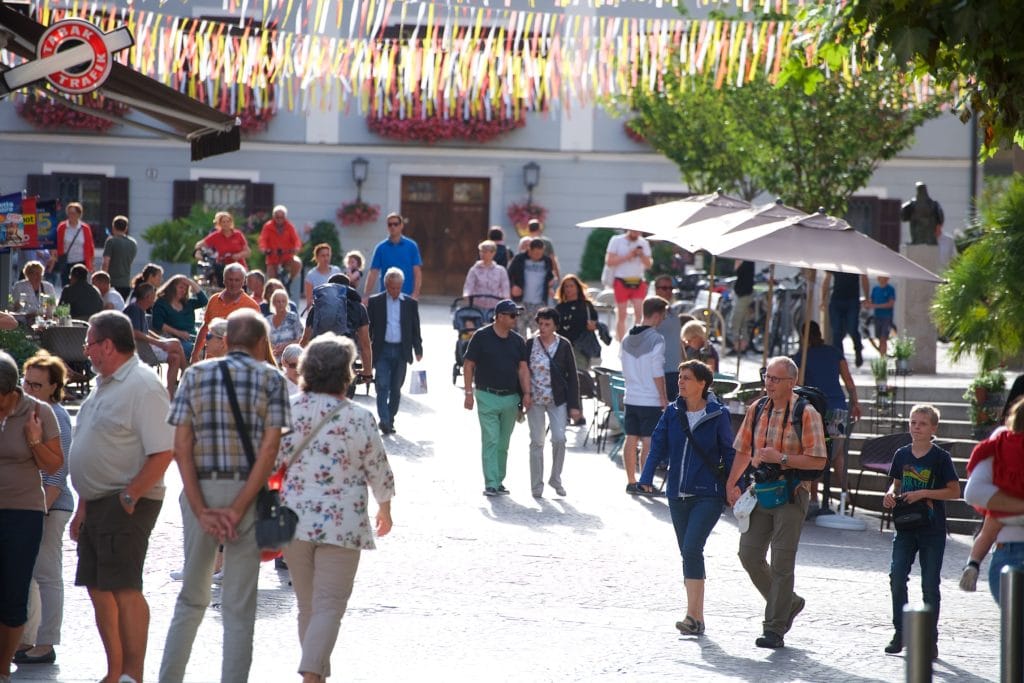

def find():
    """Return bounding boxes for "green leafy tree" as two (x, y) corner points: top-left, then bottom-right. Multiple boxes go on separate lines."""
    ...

(143, 205), (220, 263)
(298, 220), (344, 267)
(786, 0), (1024, 154)
(932, 174), (1024, 370)
(625, 59), (944, 215)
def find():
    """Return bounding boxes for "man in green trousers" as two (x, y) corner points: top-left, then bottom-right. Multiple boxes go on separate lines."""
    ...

(462, 299), (531, 496)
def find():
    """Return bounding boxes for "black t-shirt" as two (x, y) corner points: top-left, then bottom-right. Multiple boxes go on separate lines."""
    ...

(830, 271), (861, 302)
(734, 261), (755, 296)
(58, 281), (104, 320)
(886, 444), (958, 533)
(464, 325), (527, 392)
(556, 299), (597, 344)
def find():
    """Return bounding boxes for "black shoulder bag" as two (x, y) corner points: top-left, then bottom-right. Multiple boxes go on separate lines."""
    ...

(575, 303), (602, 360)
(678, 408), (726, 483)
(219, 361), (298, 550)
(892, 465), (937, 532)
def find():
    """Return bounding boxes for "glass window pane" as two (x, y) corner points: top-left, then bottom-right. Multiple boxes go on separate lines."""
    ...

(453, 181), (485, 204)
(202, 182), (247, 213)
(403, 180), (438, 203)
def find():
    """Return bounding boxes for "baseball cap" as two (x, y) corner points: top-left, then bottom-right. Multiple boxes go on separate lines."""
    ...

(733, 487), (757, 533)
(494, 299), (524, 316)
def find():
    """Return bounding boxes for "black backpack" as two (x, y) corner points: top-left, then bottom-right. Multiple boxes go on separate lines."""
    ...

(310, 283), (354, 338)
(748, 385), (829, 482)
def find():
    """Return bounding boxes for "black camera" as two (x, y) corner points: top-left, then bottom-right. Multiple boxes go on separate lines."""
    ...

(751, 463), (783, 483)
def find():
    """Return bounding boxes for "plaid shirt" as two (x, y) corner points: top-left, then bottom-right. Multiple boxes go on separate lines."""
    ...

(168, 351), (290, 473)
(733, 392), (828, 463)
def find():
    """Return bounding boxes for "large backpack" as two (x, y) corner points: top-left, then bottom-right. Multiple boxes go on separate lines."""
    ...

(309, 283), (354, 338)
(748, 385), (829, 482)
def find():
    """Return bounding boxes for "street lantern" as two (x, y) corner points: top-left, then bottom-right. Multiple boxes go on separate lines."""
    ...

(351, 157), (369, 201)
(523, 161), (540, 206)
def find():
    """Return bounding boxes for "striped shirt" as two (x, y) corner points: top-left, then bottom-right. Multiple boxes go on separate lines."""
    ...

(168, 351), (290, 473)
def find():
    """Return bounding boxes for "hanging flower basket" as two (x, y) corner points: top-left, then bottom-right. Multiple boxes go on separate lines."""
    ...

(624, 120), (647, 144)
(337, 200), (381, 226)
(367, 111), (525, 144)
(16, 92), (129, 133)
(507, 201), (549, 236)
(236, 102), (276, 135)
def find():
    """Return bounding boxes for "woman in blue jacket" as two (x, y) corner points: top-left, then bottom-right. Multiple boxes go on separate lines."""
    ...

(638, 359), (735, 636)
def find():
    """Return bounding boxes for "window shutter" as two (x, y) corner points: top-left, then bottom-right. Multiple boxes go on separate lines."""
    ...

(878, 199), (902, 252)
(97, 177), (130, 247)
(249, 182), (274, 217)
(26, 174), (60, 204)
(173, 180), (200, 219)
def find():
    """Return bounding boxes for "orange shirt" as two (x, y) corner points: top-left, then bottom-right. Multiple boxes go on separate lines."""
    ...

(191, 291), (259, 361)
(258, 220), (302, 264)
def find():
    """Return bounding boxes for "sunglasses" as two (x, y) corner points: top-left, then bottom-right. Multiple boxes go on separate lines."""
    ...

(501, 311), (519, 319)
(387, 221), (402, 227)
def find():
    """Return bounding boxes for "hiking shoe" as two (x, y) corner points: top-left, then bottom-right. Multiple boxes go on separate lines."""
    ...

(959, 564), (980, 592)
(786, 596), (805, 632)
(483, 487), (499, 496)
(755, 631), (784, 649)
(675, 615), (705, 636)
(884, 632), (903, 654)
(497, 485), (510, 496)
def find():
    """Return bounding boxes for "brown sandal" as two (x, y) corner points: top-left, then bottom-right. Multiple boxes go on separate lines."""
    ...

(675, 615), (705, 635)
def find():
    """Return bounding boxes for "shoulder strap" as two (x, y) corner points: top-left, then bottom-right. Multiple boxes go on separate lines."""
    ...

(219, 360), (256, 469)
(791, 397), (805, 444)
(677, 407), (725, 482)
(748, 396), (769, 458)
(66, 223), (83, 251)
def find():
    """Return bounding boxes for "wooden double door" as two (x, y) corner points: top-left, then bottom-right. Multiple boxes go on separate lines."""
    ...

(400, 176), (490, 297)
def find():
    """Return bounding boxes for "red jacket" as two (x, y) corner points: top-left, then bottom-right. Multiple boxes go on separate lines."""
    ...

(56, 220), (95, 271)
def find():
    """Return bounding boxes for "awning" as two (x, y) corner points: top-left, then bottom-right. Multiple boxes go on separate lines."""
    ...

(0, 2), (239, 160)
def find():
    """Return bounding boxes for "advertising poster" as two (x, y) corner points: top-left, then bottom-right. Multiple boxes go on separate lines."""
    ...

(0, 191), (28, 248)
(35, 198), (58, 249)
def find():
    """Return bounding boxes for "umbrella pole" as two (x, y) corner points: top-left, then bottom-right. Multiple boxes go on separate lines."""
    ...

(761, 265), (775, 372)
(706, 255), (716, 311)
(797, 269), (817, 386)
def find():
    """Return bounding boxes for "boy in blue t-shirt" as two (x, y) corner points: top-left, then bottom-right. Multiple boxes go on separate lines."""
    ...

(881, 404), (961, 659)
(868, 276), (896, 356)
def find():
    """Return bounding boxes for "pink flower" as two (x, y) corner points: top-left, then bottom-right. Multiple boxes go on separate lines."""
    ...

(337, 201), (381, 226)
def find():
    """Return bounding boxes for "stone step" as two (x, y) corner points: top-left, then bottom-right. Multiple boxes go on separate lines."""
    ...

(847, 434), (979, 461)
(833, 488), (981, 536)
(853, 382), (970, 404)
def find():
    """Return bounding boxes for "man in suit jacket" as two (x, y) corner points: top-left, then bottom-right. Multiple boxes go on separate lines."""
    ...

(368, 267), (423, 434)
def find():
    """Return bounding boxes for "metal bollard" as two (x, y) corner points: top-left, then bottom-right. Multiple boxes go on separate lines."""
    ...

(903, 604), (933, 683)
(1001, 565), (1024, 683)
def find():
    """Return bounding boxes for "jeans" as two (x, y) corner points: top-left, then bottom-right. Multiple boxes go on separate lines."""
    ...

(829, 298), (862, 353)
(160, 482), (260, 683)
(374, 342), (407, 427)
(526, 401), (567, 495)
(474, 389), (521, 489)
(668, 496), (724, 579)
(890, 528), (946, 639)
(0, 509), (44, 627)
(989, 542), (1024, 604)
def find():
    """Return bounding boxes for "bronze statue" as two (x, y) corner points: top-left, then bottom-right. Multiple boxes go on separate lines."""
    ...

(901, 182), (944, 245)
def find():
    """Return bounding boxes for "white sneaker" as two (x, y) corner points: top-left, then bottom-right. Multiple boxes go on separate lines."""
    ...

(118, 676), (139, 683)
(212, 570), (224, 584)
(959, 564), (979, 592)
(169, 570), (184, 581)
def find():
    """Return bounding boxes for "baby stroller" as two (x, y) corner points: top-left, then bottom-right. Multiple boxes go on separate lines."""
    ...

(451, 295), (497, 384)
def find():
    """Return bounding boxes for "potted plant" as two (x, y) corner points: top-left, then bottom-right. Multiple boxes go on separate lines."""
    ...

(870, 356), (889, 389)
(54, 304), (71, 326)
(965, 368), (1007, 439)
(0, 327), (39, 368)
(891, 335), (916, 374)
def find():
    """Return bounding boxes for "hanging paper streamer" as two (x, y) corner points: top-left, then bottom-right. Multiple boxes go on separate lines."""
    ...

(2, 0), (935, 123)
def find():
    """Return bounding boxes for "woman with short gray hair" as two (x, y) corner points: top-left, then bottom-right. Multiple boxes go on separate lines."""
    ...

(280, 344), (303, 396)
(277, 333), (395, 683)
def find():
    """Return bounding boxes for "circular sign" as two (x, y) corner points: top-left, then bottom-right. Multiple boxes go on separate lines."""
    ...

(37, 19), (113, 94)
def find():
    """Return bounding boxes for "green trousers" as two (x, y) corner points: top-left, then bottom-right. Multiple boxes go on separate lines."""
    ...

(474, 390), (521, 489)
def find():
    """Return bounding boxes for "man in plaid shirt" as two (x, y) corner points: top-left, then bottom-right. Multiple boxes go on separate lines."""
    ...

(726, 356), (827, 650)
(159, 309), (291, 683)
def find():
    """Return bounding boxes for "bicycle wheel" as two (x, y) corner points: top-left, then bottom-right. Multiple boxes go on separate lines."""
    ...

(688, 305), (727, 343)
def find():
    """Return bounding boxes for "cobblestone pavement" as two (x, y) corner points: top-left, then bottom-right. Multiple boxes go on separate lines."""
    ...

(11, 303), (1002, 682)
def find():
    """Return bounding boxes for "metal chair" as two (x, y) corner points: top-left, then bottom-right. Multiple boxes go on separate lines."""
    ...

(608, 374), (627, 462)
(591, 367), (616, 451)
(849, 432), (910, 530)
(136, 340), (164, 376)
(37, 325), (92, 397)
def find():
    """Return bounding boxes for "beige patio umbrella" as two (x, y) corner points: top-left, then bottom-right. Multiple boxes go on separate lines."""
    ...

(576, 190), (751, 233)
(697, 211), (943, 379)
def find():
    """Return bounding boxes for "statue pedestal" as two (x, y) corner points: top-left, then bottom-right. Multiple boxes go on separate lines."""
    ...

(898, 244), (939, 374)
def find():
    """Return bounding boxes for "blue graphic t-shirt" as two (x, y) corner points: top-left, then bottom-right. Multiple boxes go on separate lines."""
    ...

(871, 284), (896, 319)
(886, 443), (957, 533)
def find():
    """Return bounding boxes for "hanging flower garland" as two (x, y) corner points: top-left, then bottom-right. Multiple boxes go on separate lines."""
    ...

(16, 92), (129, 133)
(337, 200), (381, 226)
(624, 120), (648, 144)
(366, 112), (526, 144)
(507, 202), (549, 235)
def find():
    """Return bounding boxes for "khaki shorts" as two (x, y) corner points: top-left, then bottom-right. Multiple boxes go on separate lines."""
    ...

(75, 493), (161, 592)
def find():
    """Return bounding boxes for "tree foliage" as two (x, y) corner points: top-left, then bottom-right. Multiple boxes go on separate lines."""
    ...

(786, 0), (1024, 154)
(143, 204), (220, 263)
(625, 61), (943, 215)
(932, 174), (1024, 370)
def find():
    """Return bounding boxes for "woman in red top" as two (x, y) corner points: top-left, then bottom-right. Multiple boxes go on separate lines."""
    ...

(47, 202), (95, 285)
(194, 212), (250, 285)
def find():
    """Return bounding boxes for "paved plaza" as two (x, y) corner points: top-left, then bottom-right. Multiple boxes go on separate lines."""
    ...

(10, 303), (1005, 682)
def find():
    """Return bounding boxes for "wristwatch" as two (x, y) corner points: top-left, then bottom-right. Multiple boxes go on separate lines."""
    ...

(780, 454), (789, 466)
(121, 491), (135, 507)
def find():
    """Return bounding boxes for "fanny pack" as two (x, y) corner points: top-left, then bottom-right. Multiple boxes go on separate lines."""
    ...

(753, 479), (795, 509)
(615, 277), (643, 289)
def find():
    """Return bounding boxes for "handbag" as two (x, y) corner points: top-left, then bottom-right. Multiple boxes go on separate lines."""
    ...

(892, 467), (936, 532)
(576, 304), (602, 360)
(220, 361), (298, 551)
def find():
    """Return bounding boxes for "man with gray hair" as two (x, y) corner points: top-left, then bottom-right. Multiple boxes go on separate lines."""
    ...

(258, 205), (302, 292)
(190, 263), (259, 364)
(69, 310), (174, 683)
(367, 267), (423, 434)
(725, 355), (827, 650)
(160, 308), (290, 683)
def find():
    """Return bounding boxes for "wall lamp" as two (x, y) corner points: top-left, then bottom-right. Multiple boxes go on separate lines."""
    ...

(523, 161), (540, 206)
(351, 157), (369, 201)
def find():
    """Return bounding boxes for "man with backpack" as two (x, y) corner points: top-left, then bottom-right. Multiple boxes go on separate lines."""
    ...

(300, 273), (373, 386)
(725, 356), (827, 650)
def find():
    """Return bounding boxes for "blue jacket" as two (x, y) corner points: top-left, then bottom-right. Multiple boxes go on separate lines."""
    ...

(639, 399), (735, 499)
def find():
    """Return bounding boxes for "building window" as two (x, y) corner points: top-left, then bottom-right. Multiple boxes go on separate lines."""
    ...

(26, 174), (129, 248)
(172, 179), (274, 220)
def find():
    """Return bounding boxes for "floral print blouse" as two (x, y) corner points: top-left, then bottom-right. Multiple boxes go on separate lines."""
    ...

(277, 392), (395, 550)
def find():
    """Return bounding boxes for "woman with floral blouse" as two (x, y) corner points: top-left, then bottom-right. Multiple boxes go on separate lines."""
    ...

(277, 332), (394, 683)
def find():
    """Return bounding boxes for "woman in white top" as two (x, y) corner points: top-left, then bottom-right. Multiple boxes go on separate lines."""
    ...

(10, 261), (56, 315)
(277, 333), (394, 683)
(303, 243), (342, 309)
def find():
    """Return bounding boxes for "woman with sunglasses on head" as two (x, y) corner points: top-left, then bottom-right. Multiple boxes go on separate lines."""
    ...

(14, 352), (73, 667)
(280, 344), (303, 396)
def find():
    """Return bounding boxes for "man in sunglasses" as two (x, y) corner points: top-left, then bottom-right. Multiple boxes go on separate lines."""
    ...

(362, 212), (422, 301)
(462, 299), (531, 496)
(725, 356), (826, 650)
